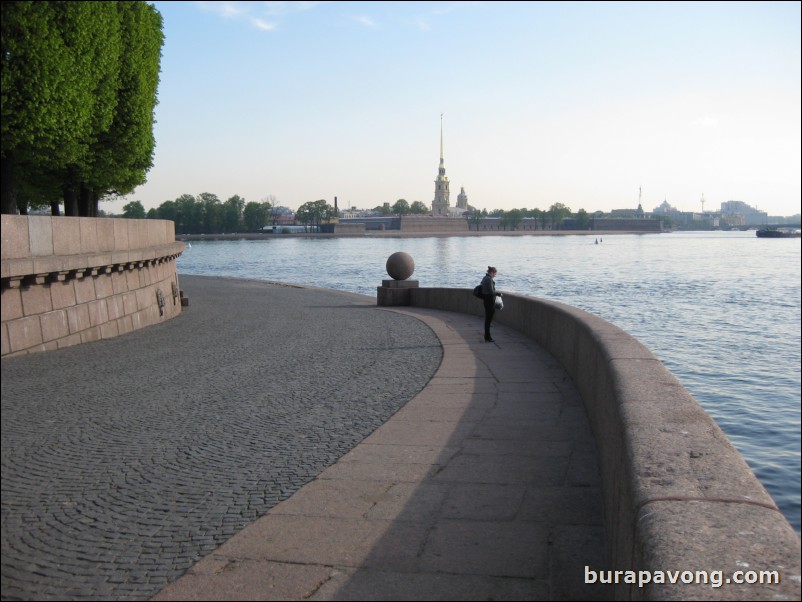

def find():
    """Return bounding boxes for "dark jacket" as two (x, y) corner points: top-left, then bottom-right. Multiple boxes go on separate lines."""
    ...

(481, 274), (497, 299)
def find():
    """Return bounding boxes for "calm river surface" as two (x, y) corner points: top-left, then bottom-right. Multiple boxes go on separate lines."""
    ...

(177, 231), (801, 533)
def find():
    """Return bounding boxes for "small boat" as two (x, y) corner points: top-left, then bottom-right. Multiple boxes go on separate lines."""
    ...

(756, 228), (801, 238)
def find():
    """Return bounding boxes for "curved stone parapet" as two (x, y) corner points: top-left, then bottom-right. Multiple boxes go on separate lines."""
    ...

(1, 215), (184, 357)
(407, 287), (800, 600)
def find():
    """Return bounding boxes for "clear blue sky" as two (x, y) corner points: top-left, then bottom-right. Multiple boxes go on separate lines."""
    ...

(110, 1), (801, 217)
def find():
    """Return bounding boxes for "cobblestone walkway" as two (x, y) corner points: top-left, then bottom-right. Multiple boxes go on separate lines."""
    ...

(1, 276), (442, 601)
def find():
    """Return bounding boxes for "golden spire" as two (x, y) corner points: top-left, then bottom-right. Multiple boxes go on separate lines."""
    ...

(440, 113), (444, 164)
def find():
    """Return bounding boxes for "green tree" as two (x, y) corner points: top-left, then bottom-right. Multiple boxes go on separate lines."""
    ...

(153, 199), (177, 223)
(529, 208), (543, 230)
(0, 1), (163, 216)
(59, 1), (122, 217)
(468, 208), (487, 231)
(409, 201), (428, 214)
(198, 192), (221, 233)
(221, 194), (245, 232)
(261, 201), (275, 228)
(2, 2), (103, 214)
(243, 200), (273, 231)
(243, 201), (265, 231)
(392, 198), (410, 215)
(296, 199), (334, 231)
(574, 208), (590, 230)
(122, 200), (145, 218)
(82, 1), (163, 216)
(173, 193), (199, 234)
(501, 208), (524, 231)
(548, 203), (572, 229)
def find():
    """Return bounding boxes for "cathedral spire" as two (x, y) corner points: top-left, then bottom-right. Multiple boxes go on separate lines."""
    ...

(440, 113), (444, 165)
(432, 113), (450, 215)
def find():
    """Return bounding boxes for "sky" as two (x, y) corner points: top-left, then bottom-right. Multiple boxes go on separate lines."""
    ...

(109, 1), (802, 217)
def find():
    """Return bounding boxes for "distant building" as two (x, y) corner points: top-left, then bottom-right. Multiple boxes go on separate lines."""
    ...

(652, 200), (676, 215)
(456, 187), (469, 211)
(720, 200), (767, 226)
(590, 218), (663, 232)
(610, 203), (645, 218)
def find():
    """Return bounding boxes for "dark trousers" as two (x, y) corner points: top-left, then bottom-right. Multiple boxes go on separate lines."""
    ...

(483, 296), (495, 340)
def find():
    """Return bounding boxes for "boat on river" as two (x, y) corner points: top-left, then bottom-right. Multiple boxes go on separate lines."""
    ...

(756, 228), (801, 238)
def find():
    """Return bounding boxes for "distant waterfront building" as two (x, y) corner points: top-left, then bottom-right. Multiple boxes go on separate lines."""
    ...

(610, 203), (645, 218)
(456, 187), (469, 211)
(653, 200), (676, 215)
(720, 200), (767, 226)
(590, 217), (663, 232)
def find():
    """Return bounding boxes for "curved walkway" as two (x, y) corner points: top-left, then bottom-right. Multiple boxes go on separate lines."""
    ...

(1, 276), (606, 601)
(1, 276), (441, 600)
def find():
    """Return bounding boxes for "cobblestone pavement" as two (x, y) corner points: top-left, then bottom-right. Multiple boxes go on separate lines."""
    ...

(1, 276), (442, 601)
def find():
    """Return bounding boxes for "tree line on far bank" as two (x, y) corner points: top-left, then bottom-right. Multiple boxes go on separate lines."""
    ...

(127, 195), (430, 235)
(1, 1), (164, 216)
(123, 194), (592, 235)
(477, 203), (592, 230)
(129, 194), (279, 235)
(133, 195), (361, 235)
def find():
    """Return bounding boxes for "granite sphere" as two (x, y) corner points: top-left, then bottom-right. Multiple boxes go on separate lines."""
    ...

(386, 252), (415, 280)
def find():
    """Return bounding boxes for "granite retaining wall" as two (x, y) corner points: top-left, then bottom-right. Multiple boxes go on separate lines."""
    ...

(1, 215), (184, 357)
(406, 287), (800, 600)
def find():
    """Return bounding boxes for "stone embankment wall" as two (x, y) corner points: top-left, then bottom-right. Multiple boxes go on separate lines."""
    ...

(1, 215), (184, 357)
(406, 287), (800, 600)
(591, 217), (663, 232)
(399, 216), (469, 232)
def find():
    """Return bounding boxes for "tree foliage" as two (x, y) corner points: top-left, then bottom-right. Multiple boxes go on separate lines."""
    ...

(468, 208), (487, 231)
(501, 208), (525, 230)
(122, 200), (145, 219)
(221, 195), (245, 232)
(548, 203), (572, 228)
(409, 201), (429, 214)
(296, 199), (334, 231)
(1, 1), (164, 215)
(574, 208), (590, 230)
(392, 199), (410, 215)
(243, 201), (272, 231)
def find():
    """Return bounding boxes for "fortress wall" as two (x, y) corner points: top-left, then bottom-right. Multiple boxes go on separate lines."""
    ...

(399, 216), (469, 232)
(591, 218), (663, 232)
(406, 286), (800, 600)
(328, 222), (366, 234)
(1, 215), (184, 357)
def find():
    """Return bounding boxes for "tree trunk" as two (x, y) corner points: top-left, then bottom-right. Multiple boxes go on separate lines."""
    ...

(78, 182), (91, 217)
(63, 184), (79, 216)
(90, 190), (99, 217)
(50, 201), (61, 216)
(63, 167), (80, 216)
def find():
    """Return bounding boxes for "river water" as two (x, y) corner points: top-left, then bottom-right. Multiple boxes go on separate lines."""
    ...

(177, 231), (801, 533)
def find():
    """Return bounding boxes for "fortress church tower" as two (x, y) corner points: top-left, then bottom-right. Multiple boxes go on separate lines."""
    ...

(431, 114), (451, 216)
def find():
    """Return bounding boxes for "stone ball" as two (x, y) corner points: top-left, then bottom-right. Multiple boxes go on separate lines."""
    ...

(386, 252), (415, 281)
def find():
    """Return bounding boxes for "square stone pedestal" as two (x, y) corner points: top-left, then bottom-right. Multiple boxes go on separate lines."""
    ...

(377, 279), (419, 306)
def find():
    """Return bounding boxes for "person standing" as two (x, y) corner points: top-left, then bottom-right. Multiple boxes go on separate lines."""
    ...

(481, 266), (501, 342)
